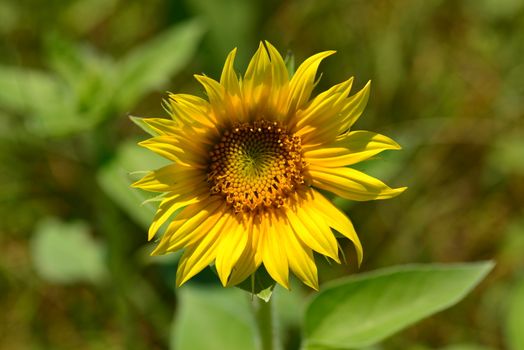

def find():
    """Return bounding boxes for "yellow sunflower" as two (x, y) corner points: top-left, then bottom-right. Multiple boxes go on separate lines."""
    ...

(132, 41), (406, 290)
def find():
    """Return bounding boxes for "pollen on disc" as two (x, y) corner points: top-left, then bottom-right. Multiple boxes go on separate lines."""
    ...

(207, 120), (305, 213)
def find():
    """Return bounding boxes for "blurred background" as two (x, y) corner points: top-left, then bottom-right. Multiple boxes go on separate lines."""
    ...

(1, 0), (523, 349)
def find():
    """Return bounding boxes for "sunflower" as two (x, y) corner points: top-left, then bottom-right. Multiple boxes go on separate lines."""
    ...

(132, 41), (405, 290)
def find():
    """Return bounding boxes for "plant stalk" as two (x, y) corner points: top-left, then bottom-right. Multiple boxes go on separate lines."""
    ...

(253, 296), (281, 350)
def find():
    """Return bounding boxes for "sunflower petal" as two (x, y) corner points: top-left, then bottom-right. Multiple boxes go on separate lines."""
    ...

(338, 80), (371, 133)
(220, 48), (241, 95)
(138, 136), (206, 167)
(309, 165), (407, 201)
(175, 216), (224, 287)
(304, 130), (401, 167)
(155, 200), (226, 254)
(130, 116), (179, 136)
(295, 80), (371, 145)
(280, 216), (319, 290)
(215, 216), (248, 286)
(287, 51), (336, 113)
(132, 164), (204, 193)
(261, 212), (289, 289)
(194, 74), (227, 119)
(148, 189), (208, 241)
(294, 78), (353, 130)
(168, 93), (215, 127)
(286, 197), (340, 262)
(309, 190), (363, 265)
(226, 244), (258, 287)
(263, 41), (289, 87)
(244, 41), (288, 88)
(226, 215), (260, 286)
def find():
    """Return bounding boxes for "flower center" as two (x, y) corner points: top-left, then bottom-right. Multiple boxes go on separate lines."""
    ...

(207, 120), (305, 213)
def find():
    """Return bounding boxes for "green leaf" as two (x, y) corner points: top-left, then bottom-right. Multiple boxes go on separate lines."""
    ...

(114, 19), (206, 111)
(96, 139), (168, 229)
(30, 217), (107, 284)
(0, 65), (99, 136)
(44, 34), (115, 124)
(0, 65), (64, 113)
(506, 277), (524, 350)
(304, 262), (494, 350)
(171, 287), (257, 350)
(45, 34), (107, 93)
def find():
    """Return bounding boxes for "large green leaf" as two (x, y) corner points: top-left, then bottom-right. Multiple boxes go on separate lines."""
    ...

(171, 287), (257, 350)
(114, 19), (205, 111)
(30, 217), (108, 284)
(304, 262), (494, 350)
(506, 277), (524, 350)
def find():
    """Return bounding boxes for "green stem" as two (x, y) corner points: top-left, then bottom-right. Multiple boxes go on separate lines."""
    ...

(253, 296), (281, 350)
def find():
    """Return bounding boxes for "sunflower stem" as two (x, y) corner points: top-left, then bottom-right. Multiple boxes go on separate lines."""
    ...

(253, 296), (281, 350)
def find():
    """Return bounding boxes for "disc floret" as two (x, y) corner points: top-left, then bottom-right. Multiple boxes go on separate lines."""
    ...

(207, 120), (305, 213)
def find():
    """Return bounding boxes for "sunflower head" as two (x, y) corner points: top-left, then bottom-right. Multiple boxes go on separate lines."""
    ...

(132, 41), (406, 290)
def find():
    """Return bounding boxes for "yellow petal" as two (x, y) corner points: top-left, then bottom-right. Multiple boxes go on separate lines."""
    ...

(130, 116), (179, 136)
(251, 212), (265, 267)
(263, 41), (289, 87)
(243, 43), (270, 105)
(175, 216), (224, 287)
(220, 48), (241, 96)
(226, 215), (260, 286)
(287, 50), (336, 113)
(244, 42), (269, 82)
(338, 81), (371, 133)
(261, 212), (289, 289)
(148, 189), (208, 241)
(294, 78), (353, 129)
(242, 42), (289, 118)
(309, 165), (407, 201)
(226, 244), (258, 287)
(194, 74), (227, 118)
(286, 197), (340, 262)
(304, 130), (401, 167)
(244, 41), (288, 89)
(138, 136), (206, 168)
(294, 81), (371, 145)
(132, 164), (205, 193)
(155, 200), (226, 254)
(308, 190), (363, 266)
(215, 216), (248, 286)
(280, 215), (319, 290)
(167, 93), (215, 127)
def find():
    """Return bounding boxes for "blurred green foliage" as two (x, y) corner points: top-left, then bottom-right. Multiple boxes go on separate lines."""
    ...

(1, 0), (523, 349)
